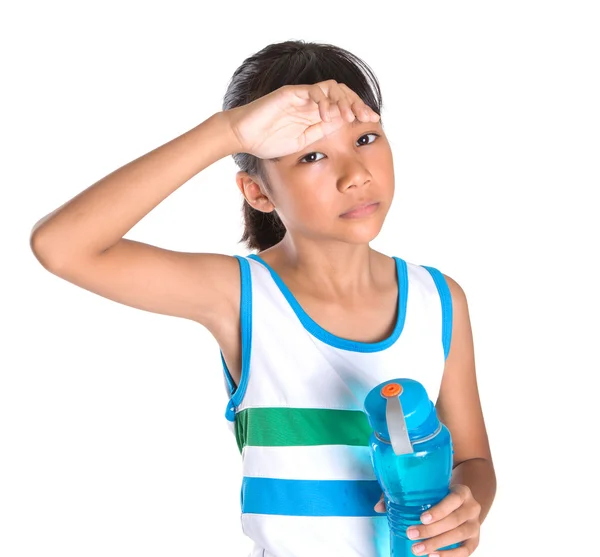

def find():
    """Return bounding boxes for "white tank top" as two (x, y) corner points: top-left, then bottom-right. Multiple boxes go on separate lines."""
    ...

(220, 254), (452, 557)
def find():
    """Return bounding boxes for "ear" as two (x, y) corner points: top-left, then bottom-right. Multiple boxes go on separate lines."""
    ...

(236, 171), (276, 213)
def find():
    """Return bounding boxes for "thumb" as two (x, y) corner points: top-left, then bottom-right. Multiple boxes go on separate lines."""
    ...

(374, 493), (386, 513)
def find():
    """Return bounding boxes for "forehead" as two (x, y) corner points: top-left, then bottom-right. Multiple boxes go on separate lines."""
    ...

(268, 119), (375, 163)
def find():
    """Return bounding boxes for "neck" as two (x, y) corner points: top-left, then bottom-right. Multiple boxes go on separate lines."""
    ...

(261, 235), (386, 300)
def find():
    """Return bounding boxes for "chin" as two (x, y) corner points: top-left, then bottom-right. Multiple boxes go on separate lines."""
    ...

(339, 221), (385, 244)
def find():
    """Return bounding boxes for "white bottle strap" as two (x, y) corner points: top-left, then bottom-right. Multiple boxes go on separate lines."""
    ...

(386, 394), (414, 455)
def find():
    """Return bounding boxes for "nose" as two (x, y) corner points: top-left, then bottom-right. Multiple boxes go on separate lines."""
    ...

(336, 158), (372, 193)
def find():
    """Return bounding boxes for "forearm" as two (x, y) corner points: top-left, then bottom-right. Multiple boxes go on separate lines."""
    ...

(451, 457), (496, 524)
(31, 110), (240, 267)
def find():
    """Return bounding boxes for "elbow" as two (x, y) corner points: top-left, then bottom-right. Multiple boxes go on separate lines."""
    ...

(30, 227), (63, 273)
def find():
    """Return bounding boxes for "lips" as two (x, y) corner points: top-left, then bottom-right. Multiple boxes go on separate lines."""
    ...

(340, 201), (379, 217)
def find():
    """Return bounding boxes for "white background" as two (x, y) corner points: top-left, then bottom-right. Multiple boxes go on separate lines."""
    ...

(2, 1), (599, 555)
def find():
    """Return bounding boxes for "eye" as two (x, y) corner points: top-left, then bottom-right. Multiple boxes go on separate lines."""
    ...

(300, 152), (325, 164)
(299, 133), (380, 164)
(357, 133), (379, 146)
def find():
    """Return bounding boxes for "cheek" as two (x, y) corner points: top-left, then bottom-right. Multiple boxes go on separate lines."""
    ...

(280, 191), (334, 229)
(284, 179), (332, 214)
(375, 149), (394, 177)
(373, 157), (395, 198)
(290, 193), (331, 221)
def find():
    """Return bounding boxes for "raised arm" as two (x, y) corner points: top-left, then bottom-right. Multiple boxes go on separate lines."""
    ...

(30, 111), (243, 328)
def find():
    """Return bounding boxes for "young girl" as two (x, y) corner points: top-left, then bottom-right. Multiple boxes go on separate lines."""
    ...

(30, 40), (496, 556)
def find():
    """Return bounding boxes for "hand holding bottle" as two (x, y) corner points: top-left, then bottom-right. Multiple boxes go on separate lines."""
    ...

(378, 484), (482, 556)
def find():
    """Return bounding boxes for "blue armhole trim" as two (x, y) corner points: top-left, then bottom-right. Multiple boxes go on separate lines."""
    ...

(223, 255), (253, 423)
(422, 266), (453, 361)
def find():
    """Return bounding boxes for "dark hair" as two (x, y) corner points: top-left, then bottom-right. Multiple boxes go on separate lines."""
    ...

(222, 40), (384, 252)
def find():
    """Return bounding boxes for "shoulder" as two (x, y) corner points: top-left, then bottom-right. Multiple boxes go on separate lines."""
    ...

(409, 259), (468, 308)
(438, 271), (471, 336)
(438, 271), (473, 366)
(441, 272), (468, 307)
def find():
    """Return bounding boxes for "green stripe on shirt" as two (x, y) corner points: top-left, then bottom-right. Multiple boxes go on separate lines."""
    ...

(235, 406), (372, 451)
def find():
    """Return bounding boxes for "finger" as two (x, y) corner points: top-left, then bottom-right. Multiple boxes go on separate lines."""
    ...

(430, 535), (479, 557)
(338, 83), (380, 122)
(410, 522), (477, 556)
(374, 493), (385, 513)
(351, 100), (372, 123)
(325, 82), (355, 123)
(314, 80), (377, 123)
(420, 490), (464, 525)
(314, 80), (348, 122)
(299, 82), (338, 124)
(407, 503), (473, 540)
(334, 84), (361, 122)
(306, 83), (333, 122)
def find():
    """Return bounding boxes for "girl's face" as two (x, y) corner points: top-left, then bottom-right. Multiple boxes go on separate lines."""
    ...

(239, 117), (394, 247)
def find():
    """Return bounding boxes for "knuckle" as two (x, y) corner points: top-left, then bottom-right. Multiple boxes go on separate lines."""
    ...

(452, 514), (463, 529)
(460, 522), (472, 538)
(463, 536), (479, 556)
(448, 493), (460, 508)
(454, 484), (469, 499)
(457, 508), (469, 525)
(311, 83), (325, 95)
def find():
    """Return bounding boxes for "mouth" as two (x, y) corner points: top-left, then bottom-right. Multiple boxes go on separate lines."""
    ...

(340, 202), (380, 218)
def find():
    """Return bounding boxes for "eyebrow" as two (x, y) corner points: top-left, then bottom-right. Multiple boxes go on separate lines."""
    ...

(268, 118), (370, 163)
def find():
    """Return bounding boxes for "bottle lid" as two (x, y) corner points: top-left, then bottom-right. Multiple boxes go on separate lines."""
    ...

(363, 378), (439, 442)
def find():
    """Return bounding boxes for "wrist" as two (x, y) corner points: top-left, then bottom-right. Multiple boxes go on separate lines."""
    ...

(215, 108), (245, 156)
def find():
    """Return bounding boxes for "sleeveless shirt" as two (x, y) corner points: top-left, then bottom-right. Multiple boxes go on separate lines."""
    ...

(220, 254), (453, 557)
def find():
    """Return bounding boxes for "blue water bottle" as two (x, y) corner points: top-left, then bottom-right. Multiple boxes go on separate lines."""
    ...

(364, 378), (461, 556)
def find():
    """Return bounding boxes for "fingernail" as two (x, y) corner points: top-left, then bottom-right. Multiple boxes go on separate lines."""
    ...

(407, 527), (419, 539)
(412, 543), (425, 554)
(421, 513), (432, 524)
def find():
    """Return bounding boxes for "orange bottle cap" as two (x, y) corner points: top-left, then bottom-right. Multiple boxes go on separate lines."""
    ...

(381, 382), (402, 398)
